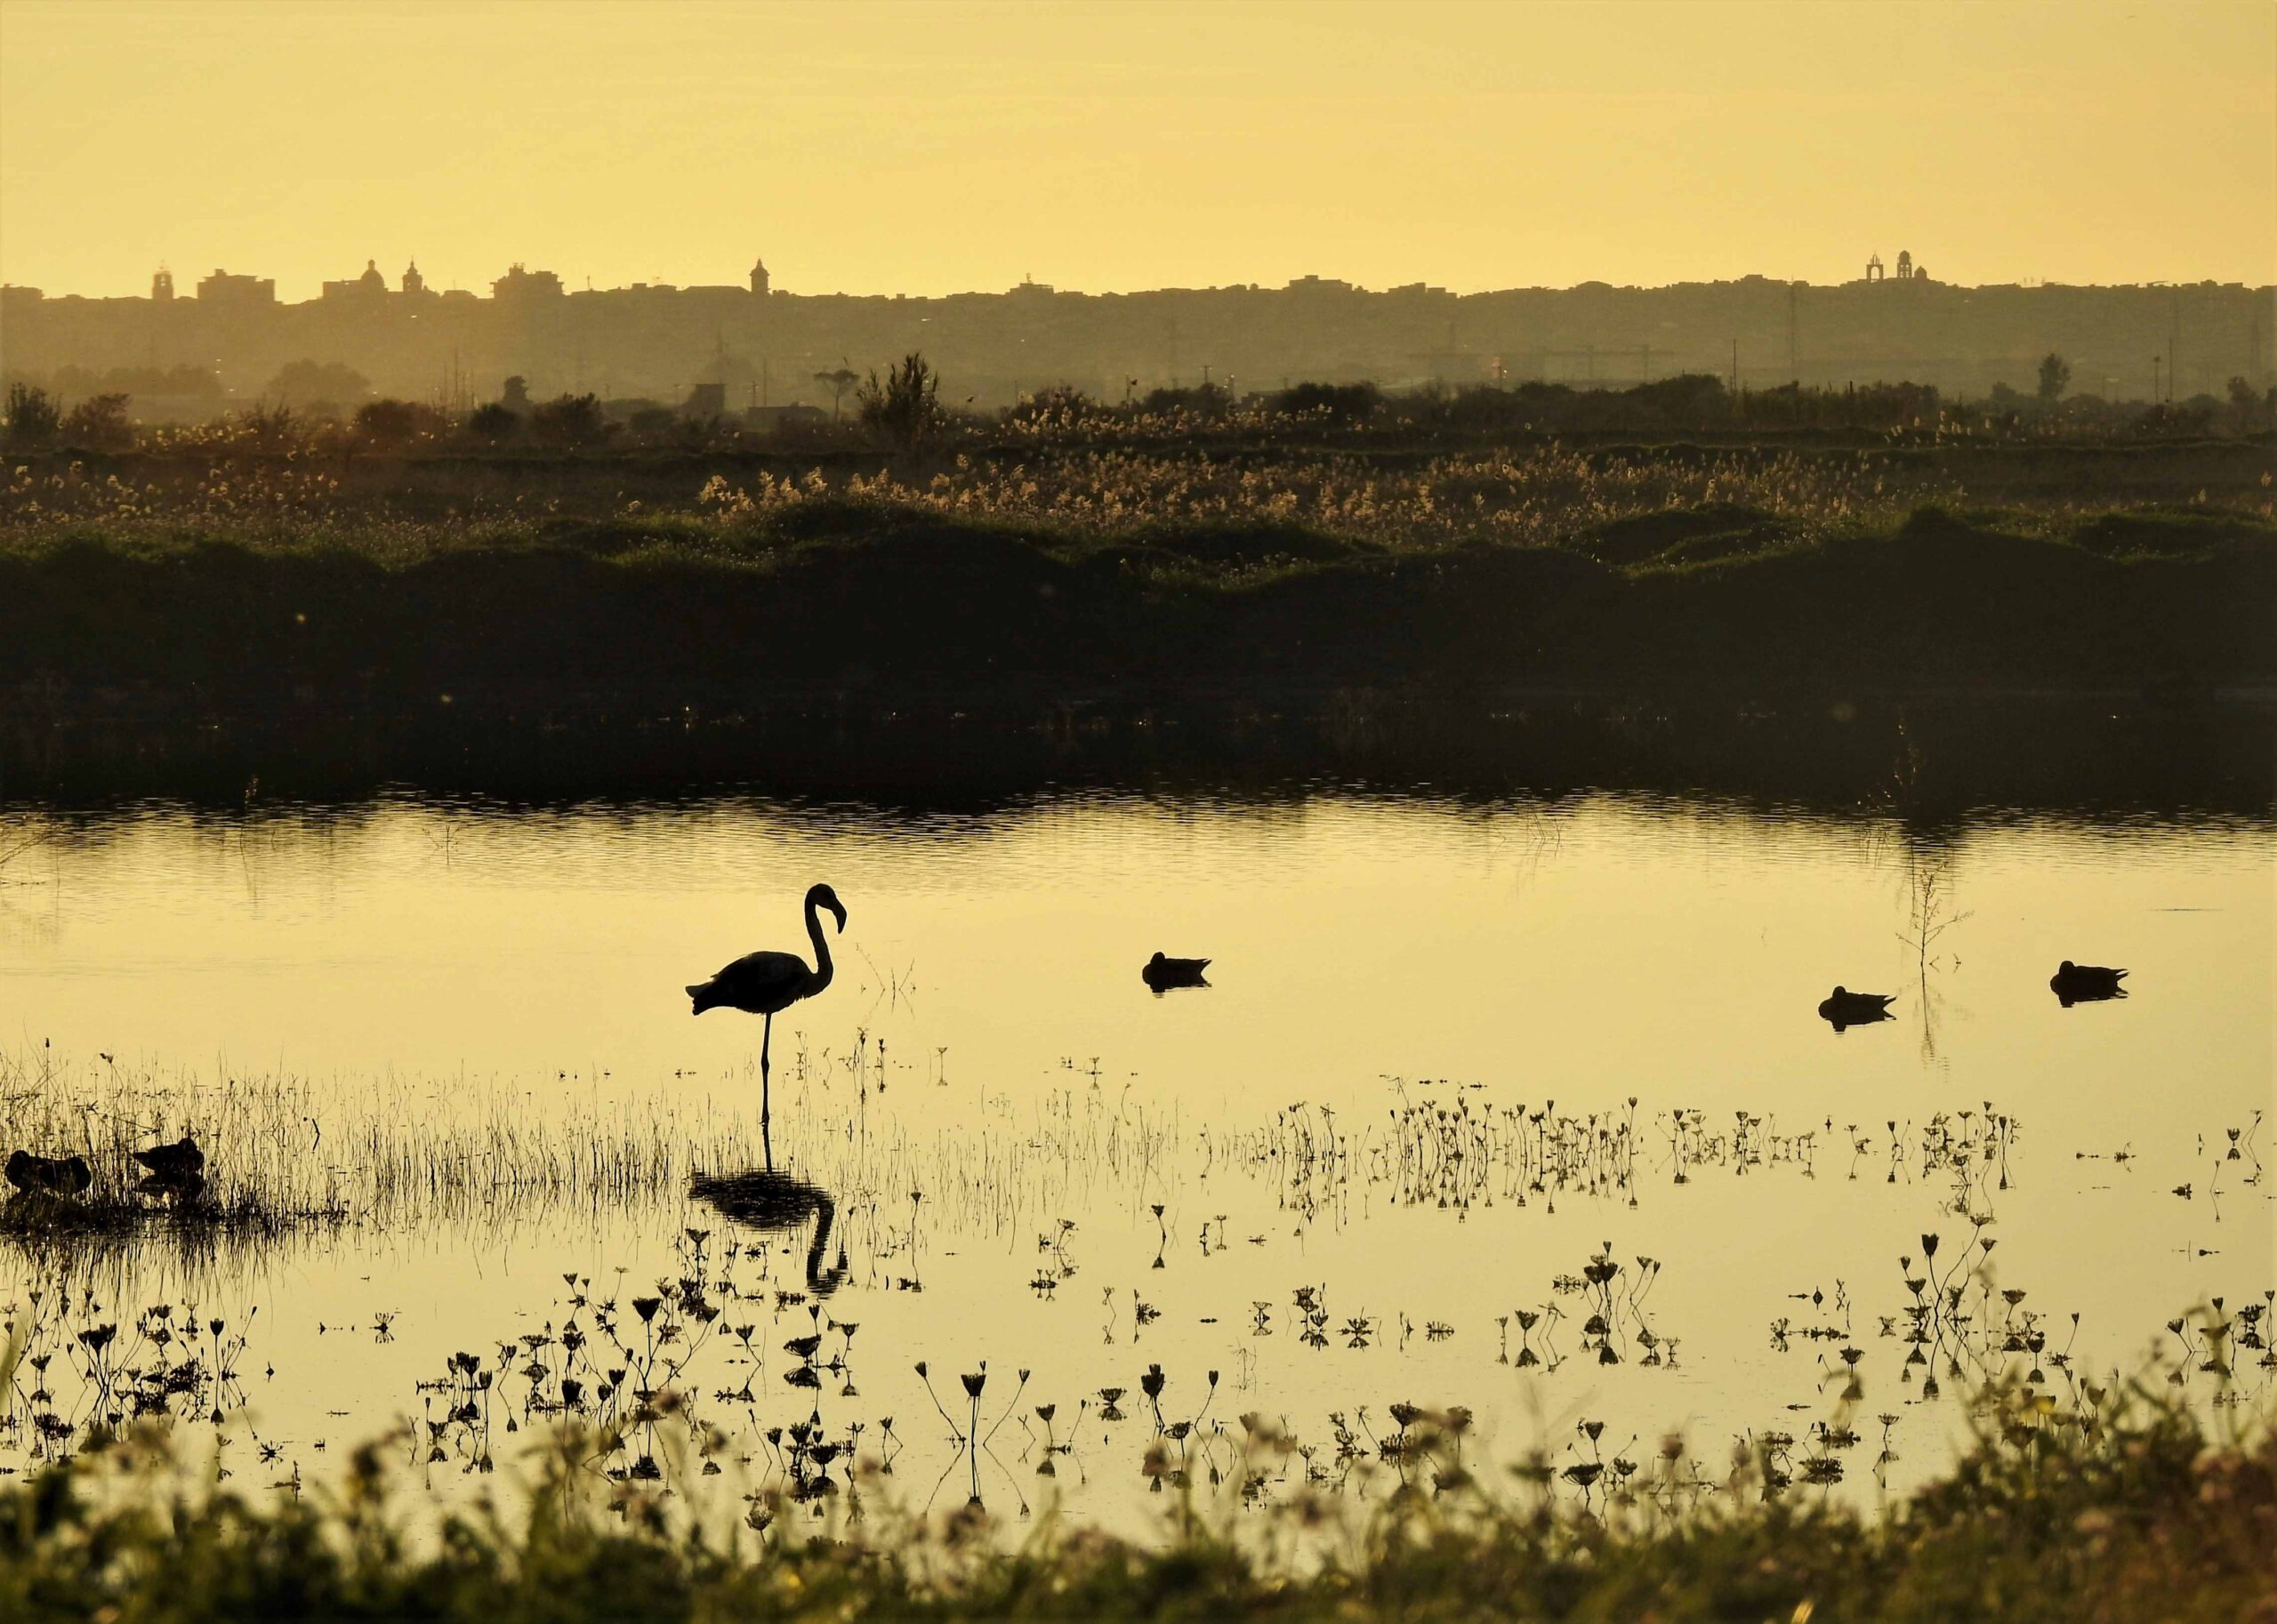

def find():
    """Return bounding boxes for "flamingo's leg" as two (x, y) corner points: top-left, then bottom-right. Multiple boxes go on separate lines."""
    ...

(760, 1012), (774, 1170)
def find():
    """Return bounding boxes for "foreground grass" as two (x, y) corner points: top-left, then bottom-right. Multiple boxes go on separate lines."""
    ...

(0, 1385), (2270, 1623)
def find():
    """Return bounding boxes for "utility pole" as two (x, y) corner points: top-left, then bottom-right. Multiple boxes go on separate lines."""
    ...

(1788, 282), (1799, 383)
(2168, 288), (2180, 403)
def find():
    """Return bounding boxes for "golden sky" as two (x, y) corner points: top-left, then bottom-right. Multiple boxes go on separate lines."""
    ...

(3, 0), (2271, 300)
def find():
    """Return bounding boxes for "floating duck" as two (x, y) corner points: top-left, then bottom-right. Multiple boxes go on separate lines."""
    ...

(1817, 986), (1895, 1031)
(2051, 961), (2128, 1005)
(5, 1150), (93, 1197)
(1142, 952), (1211, 992)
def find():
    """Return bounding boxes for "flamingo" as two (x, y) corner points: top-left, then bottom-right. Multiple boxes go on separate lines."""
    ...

(690, 1168), (848, 1298)
(687, 883), (847, 1156)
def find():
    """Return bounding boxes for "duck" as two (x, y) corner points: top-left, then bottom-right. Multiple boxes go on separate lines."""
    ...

(5, 1150), (93, 1197)
(133, 1134), (205, 1183)
(138, 1170), (207, 1204)
(1142, 952), (1211, 992)
(2050, 961), (2128, 1005)
(1817, 986), (1896, 1031)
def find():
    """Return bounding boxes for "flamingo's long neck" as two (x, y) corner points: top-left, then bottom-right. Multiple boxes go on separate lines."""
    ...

(805, 896), (836, 993)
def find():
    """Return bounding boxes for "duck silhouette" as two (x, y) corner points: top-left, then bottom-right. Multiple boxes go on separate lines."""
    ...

(1817, 986), (1896, 1033)
(1142, 952), (1211, 993)
(690, 1168), (848, 1298)
(134, 1135), (205, 1182)
(138, 1169), (208, 1204)
(5, 1150), (93, 1198)
(2051, 961), (2128, 1006)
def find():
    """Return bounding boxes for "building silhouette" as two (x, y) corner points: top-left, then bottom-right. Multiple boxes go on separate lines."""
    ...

(2, 252), (2268, 414)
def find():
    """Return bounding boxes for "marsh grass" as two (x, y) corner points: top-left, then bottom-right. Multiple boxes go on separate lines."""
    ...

(6, 433), (2270, 569)
(0, 1373), (2268, 1623)
(0, 1045), (1183, 1244)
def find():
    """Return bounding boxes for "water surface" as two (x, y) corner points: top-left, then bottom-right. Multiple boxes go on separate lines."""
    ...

(1, 768), (2268, 1530)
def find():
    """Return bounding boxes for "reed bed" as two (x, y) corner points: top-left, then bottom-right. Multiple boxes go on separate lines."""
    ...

(0, 1044), (1185, 1242)
(11, 435), (2265, 565)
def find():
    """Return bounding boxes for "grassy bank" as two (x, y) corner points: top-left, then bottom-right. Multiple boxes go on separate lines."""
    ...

(3, 439), (2272, 715)
(0, 1383), (2269, 1623)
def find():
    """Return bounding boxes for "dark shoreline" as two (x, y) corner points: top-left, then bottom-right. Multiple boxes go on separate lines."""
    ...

(5, 690), (2270, 826)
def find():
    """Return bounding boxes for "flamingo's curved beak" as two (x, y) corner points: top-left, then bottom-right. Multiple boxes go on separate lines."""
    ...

(826, 897), (848, 933)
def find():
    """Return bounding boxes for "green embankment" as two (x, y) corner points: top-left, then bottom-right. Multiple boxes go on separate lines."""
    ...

(1, 504), (2269, 716)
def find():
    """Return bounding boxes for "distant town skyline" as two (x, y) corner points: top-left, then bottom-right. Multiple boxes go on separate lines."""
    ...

(3, 1), (2272, 301)
(15, 247), (2273, 307)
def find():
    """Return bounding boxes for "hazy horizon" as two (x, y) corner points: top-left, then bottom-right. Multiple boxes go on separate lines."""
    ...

(4, 0), (2272, 301)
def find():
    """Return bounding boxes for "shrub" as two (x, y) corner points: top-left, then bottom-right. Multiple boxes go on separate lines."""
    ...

(266, 359), (374, 408)
(464, 402), (522, 444)
(1271, 381), (1380, 423)
(3, 382), (60, 449)
(531, 392), (607, 449)
(60, 392), (133, 450)
(857, 352), (945, 452)
(353, 398), (448, 450)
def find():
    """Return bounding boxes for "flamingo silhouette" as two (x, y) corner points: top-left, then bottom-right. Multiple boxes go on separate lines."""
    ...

(687, 883), (846, 1162)
(691, 1168), (848, 1298)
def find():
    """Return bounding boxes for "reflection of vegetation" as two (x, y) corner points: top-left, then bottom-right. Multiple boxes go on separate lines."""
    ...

(0, 814), (53, 875)
(0, 1378), (2268, 1621)
(1896, 845), (1971, 1064)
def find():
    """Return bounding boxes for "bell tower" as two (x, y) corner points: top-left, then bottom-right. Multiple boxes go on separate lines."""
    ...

(750, 257), (770, 297)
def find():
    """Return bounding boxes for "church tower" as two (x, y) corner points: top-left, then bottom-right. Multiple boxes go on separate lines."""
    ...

(403, 259), (426, 294)
(152, 265), (174, 301)
(750, 257), (770, 296)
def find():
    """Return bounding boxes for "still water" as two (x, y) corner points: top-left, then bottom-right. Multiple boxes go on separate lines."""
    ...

(1, 779), (2269, 1528)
